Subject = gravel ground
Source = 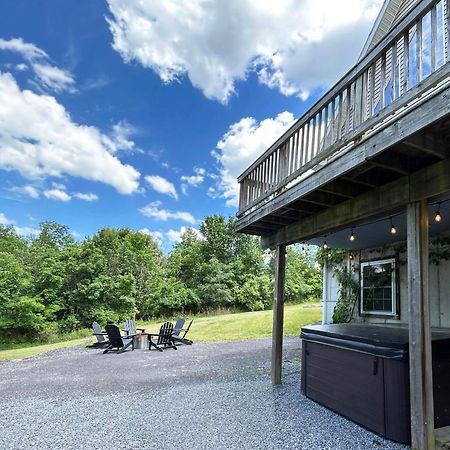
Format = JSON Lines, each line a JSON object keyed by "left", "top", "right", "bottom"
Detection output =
{"left": 0, "top": 337, "right": 408, "bottom": 450}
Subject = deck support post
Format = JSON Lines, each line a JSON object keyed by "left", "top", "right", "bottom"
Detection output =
{"left": 271, "top": 244, "right": 286, "bottom": 385}
{"left": 407, "top": 200, "right": 435, "bottom": 450}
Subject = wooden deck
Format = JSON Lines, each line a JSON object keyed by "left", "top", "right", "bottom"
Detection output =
{"left": 236, "top": 0, "right": 450, "bottom": 243}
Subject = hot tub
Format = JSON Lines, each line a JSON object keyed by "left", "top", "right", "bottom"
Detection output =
{"left": 300, "top": 324, "right": 450, "bottom": 444}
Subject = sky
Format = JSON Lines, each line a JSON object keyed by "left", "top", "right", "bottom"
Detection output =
{"left": 0, "top": 0, "right": 382, "bottom": 250}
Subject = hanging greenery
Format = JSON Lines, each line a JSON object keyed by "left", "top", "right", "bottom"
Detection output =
{"left": 317, "top": 247, "right": 359, "bottom": 324}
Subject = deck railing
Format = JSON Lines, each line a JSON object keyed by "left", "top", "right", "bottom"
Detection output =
{"left": 238, "top": 0, "right": 450, "bottom": 217}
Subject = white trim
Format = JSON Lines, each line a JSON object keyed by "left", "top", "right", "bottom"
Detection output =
{"left": 360, "top": 258, "right": 397, "bottom": 316}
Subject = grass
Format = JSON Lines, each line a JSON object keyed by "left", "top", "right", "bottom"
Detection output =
{"left": 0, "top": 303, "right": 321, "bottom": 361}
{"left": 142, "top": 302, "right": 321, "bottom": 342}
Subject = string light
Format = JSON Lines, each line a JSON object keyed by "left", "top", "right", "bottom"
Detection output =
{"left": 349, "top": 228, "right": 356, "bottom": 242}
{"left": 390, "top": 217, "right": 397, "bottom": 235}
{"left": 435, "top": 203, "right": 442, "bottom": 223}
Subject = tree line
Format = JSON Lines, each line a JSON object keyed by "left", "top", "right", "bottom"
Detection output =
{"left": 0, "top": 215, "right": 322, "bottom": 342}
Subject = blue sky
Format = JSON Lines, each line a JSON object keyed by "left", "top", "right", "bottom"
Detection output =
{"left": 0, "top": 0, "right": 381, "bottom": 250}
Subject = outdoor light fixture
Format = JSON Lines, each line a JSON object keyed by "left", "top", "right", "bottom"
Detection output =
{"left": 435, "top": 203, "right": 442, "bottom": 222}
{"left": 323, "top": 240, "right": 328, "bottom": 250}
{"left": 349, "top": 252, "right": 354, "bottom": 260}
{"left": 349, "top": 229, "right": 356, "bottom": 241}
{"left": 390, "top": 217, "right": 397, "bottom": 235}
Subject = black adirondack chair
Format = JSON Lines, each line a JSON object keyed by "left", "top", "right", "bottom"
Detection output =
{"left": 103, "top": 324, "right": 134, "bottom": 354}
{"left": 148, "top": 322, "right": 177, "bottom": 352}
{"left": 172, "top": 319, "right": 193, "bottom": 345}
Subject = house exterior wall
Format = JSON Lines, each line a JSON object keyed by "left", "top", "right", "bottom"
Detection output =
{"left": 323, "top": 241, "right": 450, "bottom": 327}
{"left": 322, "top": 262, "right": 339, "bottom": 324}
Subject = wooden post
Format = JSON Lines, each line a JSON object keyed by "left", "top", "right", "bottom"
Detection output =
{"left": 271, "top": 244, "right": 286, "bottom": 386}
{"left": 407, "top": 200, "right": 435, "bottom": 450}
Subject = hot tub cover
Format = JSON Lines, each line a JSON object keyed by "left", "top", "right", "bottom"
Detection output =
{"left": 300, "top": 324, "right": 450, "bottom": 360}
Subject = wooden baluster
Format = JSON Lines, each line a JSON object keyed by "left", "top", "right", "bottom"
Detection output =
{"left": 431, "top": 5, "right": 437, "bottom": 72}
{"left": 304, "top": 122, "right": 310, "bottom": 165}
{"left": 380, "top": 53, "right": 386, "bottom": 109}
{"left": 324, "top": 104, "right": 329, "bottom": 149}
{"left": 417, "top": 19, "right": 423, "bottom": 83}
{"left": 293, "top": 130, "right": 299, "bottom": 171}
{"left": 392, "top": 42, "right": 398, "bottom": 102}
{"left": 369, "top": 64, "right": 375, "bottom": 116}
{"left": 446, "top": 0, "right": 450, "bottom": 63}
{"left": 345, "top": 86, "right": 351, "bottom": 134}
{"left": 288, "top": 136, "right": 294, "bottom": 176}
{"left": 330, "top": 99, "right": 336, "bottom": 144}
{"left": 403, "top": 30, "right": 410, "bottom": 93}
{"left": 337, "top": 92, "right": 344, "bottom": 139}
{"left": 354, "top": 73, "right": 364, "bottom": 126}
{"left": 313, "top": 114, "right": 319, "bottom": 157}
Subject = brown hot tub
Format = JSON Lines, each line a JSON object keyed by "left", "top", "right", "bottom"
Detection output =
{"left": 300, "top": 324, "right": 450, "bottom": 444}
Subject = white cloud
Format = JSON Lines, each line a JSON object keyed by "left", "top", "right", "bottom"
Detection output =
{"left": 0, "top": 38, "right": 47, "bottom": 60}
{"left": 106, "top": 0, "right": 381, "bottom": 103}
{"left": 180, "top": 167, "right": 206, "bottom": 195}
{"left": 0, "top": 37, "right": 76, "bottom": 93}
{"left": 14, "top": 225, "right": 40, "bottom": 237}
{"left": 166, "top": 226, "right": 202, "bottom": 243}
{"left": 145, "top": 175, "right": 178, "bottom": 199}
{"left": 212, "top": 111, "right": 295, "bottom": 207}
{"left": 0, "top": 212, "right": 14, "bottom": 226}
{"left": 104, "top": 120, "right": 138, "bottom": 154}
{"left": 0, "top": 212, "right": 39, "bottom": 237}
{"left": 0, "top": 72, "right": 140, "bottom": 194}
{"left": 73, "top": 192, "right": 98, "bottom": 201}
{"left": 139, "top": 201, "right": 196, "bottom": 224}
{"left": 139, "top": 228, "right": 164, "bottom": 246}
{"left": 32, "top": 63, "right": 76, "bottom": 93}
{"left": 43, "top": 188, "right": 71, "bottom": 202}
{"left": 10, "top": 185, "right": 40, "bottom": 199}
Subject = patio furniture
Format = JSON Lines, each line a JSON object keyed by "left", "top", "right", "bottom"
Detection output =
{"left": 103, "top": 324, "right": 134, "bottom": 354}
{"left": 90, "top": 321, "right": 109, "bottom": 348}
{"left": 133, "top": 333, "right": 148, "bottom": 349}
{"left": 148, "top": 322, "right": 177, "bottom": 352}
{"left": 172, "top": 319, "right": 193, "bottom": 345}
{"left": 123, "top": 319, "right": 145, "bottom": 337}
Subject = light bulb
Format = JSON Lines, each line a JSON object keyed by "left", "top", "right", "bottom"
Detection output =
{"left": 349, "top": 230, "right": 355, "bottom": 241}
{"left": 349, "top": 252, "right": 353, "bottom": 260}
{"left": 390, "top": 218, "right": 397, "bottom": 235}
{"left": 435, "top": 204, "right": 442, "bottom": 223}
{"left": 323, "top": 241, "right": 328, "bottom": 250}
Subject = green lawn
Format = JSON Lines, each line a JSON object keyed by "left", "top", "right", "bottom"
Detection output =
{"left": 142, "top": 302, "right": 321, "bottom": 342}
{"left": 0, "top": 303, "right": 321, "bottom": 361}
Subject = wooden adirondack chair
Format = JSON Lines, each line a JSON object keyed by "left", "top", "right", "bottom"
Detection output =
{"left": 103, "top": 324, "right": 134, "bottom": 354}
{"left": 123, "top": 319, "right": 145, "bottom": 337}
{"left": 148, "top": 322, "right": 177, "bottom": 352}
{"left": 171, "top": 319, "right": 194, "bottom": 345}
{"left": 91, "top": 321, "right": 109, "bottom": 348}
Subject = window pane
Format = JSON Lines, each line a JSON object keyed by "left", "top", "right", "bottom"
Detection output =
{"left": 361, "top": 260, "right": 395, "bottom": 314}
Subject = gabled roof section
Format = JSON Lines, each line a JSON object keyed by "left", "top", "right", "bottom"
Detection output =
{"left": 359, "top": 0, "right": 419, "bottom": 60}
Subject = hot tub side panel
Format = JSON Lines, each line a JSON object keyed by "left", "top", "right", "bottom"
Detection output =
{"left": 301, "top": 340, "right": 411, "bottom": 444}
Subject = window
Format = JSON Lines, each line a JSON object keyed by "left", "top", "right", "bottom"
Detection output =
{"left": 360, "top": 258, "right": 397, "bottom": 316}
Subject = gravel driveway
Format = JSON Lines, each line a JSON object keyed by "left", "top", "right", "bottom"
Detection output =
{"left": 0, "top": 337, "right": 407, "bottom": 450}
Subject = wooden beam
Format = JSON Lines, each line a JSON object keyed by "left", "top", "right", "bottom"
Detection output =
{"left": 407, "top": 200, "right": 435, "bottom": 450}
{"left": 370, "top": 153, "right": 410, "bottom": 175}
{"left": 318, "top": 179, "right": 365, "bottom": 199}
{"left": 403, "top": 133, "right": 449, "bottom": 159}
{"left": 271, "top": 244, "right": 286, "bottom": 386}
{"left": 261, "top": 158, "right": 450, "bottom": 248}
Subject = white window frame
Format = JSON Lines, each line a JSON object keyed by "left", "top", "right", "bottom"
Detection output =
{"left": 360, "top": 258, "right": 397, "bottom": 316}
